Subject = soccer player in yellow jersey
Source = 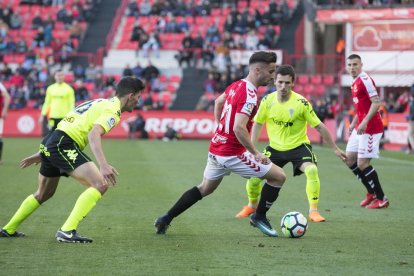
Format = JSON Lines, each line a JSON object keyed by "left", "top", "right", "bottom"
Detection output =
{"left": 39, "top": 71, "right": 75, "bottom": 132}
{"left": 0, "top": 77, "right": 144, "bottom": 243}
{"left": 235, "top": 65, "right": 346, "bottom": 222}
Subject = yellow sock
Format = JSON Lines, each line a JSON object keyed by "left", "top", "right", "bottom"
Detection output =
{"left": 304, "top": 164, "right": 320, "bottom": 211}
{"left": 246, "top": 177, "right": 262, "bottom": 207}
{"left": 3, "top": 195, "right": 40, "bottom": 234}
{"left": 61, "top": 187, "right": 102, "bottom": 231}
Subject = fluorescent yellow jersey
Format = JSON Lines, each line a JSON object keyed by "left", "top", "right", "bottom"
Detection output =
{"left": 57, "top": 97, "right": 121, "bottom": 150}
{"left": 41, "top": 82, "right": 75, "bottom": 118}
{"left": 255, "top": 91, "right": 321, "bottom": 151}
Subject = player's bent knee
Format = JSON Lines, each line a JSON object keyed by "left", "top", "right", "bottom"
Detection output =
{"left": 304, "top": 164, "right": 318, "bottom": 177}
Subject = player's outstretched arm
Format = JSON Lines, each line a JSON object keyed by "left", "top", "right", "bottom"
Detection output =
{"left": 88, "top": 124, "right": 119, "bottom": 186}
{"left": 315, "top": 123, "right": 347, "bottom": 162}
{"left": 20, "top": 152, "right": 41, "bottom": 168}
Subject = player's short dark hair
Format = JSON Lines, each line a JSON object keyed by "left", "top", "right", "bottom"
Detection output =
{"left": 276, "top": 64, "right": 296, "bottom": 82}
{"left": 116, "top": 77, "right": 145, "bottom": 97}
{"left": 347, "top": 54, "right": 362, "bottom": 61}
{"left": 249, "top": 51, "right": 277, "bottom": 65}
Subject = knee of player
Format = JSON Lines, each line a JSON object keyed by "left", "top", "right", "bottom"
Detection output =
{"left": 304, "top": 164, "right": 318, "bottom": 178}
{"left": 34, "top": 190, "right": 55, "bottom": 204}
{"left": 268, "top": 170, "right": 286, "bottom": 186}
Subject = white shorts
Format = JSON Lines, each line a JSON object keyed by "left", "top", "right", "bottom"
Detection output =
{"left": 203, "top": 151, "right": 272, "bottom": 180}
{"left": 0, "top": 118, "right": 3, "bottom": 136}
{"left": 346, "top": 129, "right": 382, "bottom": 158}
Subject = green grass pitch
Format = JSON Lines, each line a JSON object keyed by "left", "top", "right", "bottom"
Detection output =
{"left": 0, "top": 137, "right": 413, "bottom": 275}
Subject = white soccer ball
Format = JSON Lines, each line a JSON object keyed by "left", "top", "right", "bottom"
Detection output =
{"left": 280, "top": 211, "right": 308, "bottom": 238}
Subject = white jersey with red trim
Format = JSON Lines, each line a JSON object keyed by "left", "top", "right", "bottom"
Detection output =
{"left": 209, "top": 79, "right": 258, "bottom": 156}
{"left": 351, "top": 72, "right": 383, "bottom": 134}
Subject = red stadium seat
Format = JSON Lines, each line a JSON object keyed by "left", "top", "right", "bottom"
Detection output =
{"left": 293, "top": 84, "right": 303, "bottom": 93}
{"left": 297, "top": 75, "right": 309, "bottom": 85}
{"left": 310, "top": 75, "right": 322, "bottom": 85}
{"left": 169, "top": 75, "right": 181, "bottom": 83}
{"left": 165, "top": 84, "right": 177, "bottom": 93}
{"left": 315, "top": 84, "right": 326, "bottom": 95}
{"left": 323, "top": 75, "right": 335, "bottom": 86}
{"left": 64, "top": 73, "right": 75, "bottom": 83}
{"left": 159, "top": 74, "right": 168, "bottom": 83}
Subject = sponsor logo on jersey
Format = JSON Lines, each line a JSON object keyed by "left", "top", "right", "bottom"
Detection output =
{"left": 211, "top": 133, "right": 227, "bottom": 144}
{"left": 242, "top": 103, "right": 254, "bottom": 114}
{"left": 107, "top": 117, "right": 116, "bottom": 129}
{"left": 272, "top": 119, "right": 293, "bottom": 127}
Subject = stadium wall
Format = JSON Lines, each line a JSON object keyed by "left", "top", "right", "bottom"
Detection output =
{"left": 3, "top": 110, "right": 409, "bottom": 150}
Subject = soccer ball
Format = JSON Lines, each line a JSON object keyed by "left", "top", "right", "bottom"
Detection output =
{"left": 280, "top": 211, "right": 308, "bottom": 238}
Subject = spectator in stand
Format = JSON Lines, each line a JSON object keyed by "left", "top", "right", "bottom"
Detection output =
{"left": 205, "top": 21, "right": 220, "bottom": 44}
{"left": 173, "top": 0, "right": 187, "bottom": 17}
{"left": 198, "top": 0, "right": 211, "bottom": 16}
{"left": 32, "top": 26, "right": 46, "bottom": 48}
{"left": 59, "top": 38, "right": 74, "bottom": 65}
{"left": 132, "top": 62, "right": 143, "bottom": 79}
{"left": 246, "top": 13, "right": 258, "bottom": 31}
{"left": 9, "top": 71, "right": 25, "bottom": 88}
{"left": 155, "top": 16, "right": 166, "bottom": 33}
{"left": 245, "top": 30, "right": 259, "bottom": 50}
{"left": 395, "top": 90, "right": 409, "bottom": 113}
{"left": 1, "top": 63, "right": 13, "bottom": 80}
{"left": 165, "top": 15, "right": 180, "bottom": 33}
{"left": 201, "top": 42, "right": 215, "bottom": 69}
{"left": 74, "top": 80, "right": 89, "bottom": 102}
{"left": 150, "top": 76, "right": 164, "bottom": 93}
{"left": 151, "top": 0, "right": 164, "bottom": 15}
{"left": 204, "top": 72, "right": 218, "bottom": 94}
{"left": 73, "top": 64, "right": 86, "bottom": 80}
{"left": 9, "top": 8, "right": 22, "bottom": 30}
{"left": 0, "top": 37, "right": 8, "bottom": 53}
{"left": 223, "top": 14, "right": 235, "bottom": 33}
{"left": 93, "top": 72, "right": 104, "bottom": 91}
{"left": 233, "top": 14, "right": 247, "bottom": 34}
{"left": 122, "top": 64, "right": 134, "bottom": 77}
{"left": 280, "top": 0, "right": 291, "bottom": 21}
{"left": 139, "top": 0, "right": 152, "bottom": 16}
{"left": 31, "top": 10, "right": 44, "bottom": 30}
{"left": 1, "top": 5, "right": 12, "bottom": 27}
{"left": 127, "top": 0, "right": 139, "bottom": 17}
{"left": 130, "top": 21, "right": 146, "bottom": 43}
{"left": 56, "top": 4, "right": 68, "bottom": 23}
{"left": 178, "top": 16, "right": 190, "bottom": 33}
{"left": 176, "top": 31, "right": 194, "bottom": 68}
{"left": 142, "top": 61, "right": 160, "bottom": 82}
{"left": 0, "top": 19, "right": 9, "bottom": 39}
{"left": 62, "top": 9, "right": 74, "bottom": 28}
{"left": 261, "top": 7, "right": 272, "bottom": 26}
{"left": 69, "top": 20, "right": 84, "bottom": 40}
{"left": 142, "top": 31, "right": 160, "bottom": 58}
{"left": 85, "top": 63, "right": 98, "bottom": 82}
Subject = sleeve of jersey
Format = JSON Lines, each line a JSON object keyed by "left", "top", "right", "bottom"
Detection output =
{"left": 304, "top": 103, "right": 321, "bottom": 128}
{"left": 254, "top": 97, "right": 267, "bottom": 124}
{"left": 94, "top": 112, "right": 120, "bottom": 134}
{"left": 239, "top": 85, "right": 257, "bottom": 116}
{"left": 361, "top": 76, "right": 378, "bottom": 98}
